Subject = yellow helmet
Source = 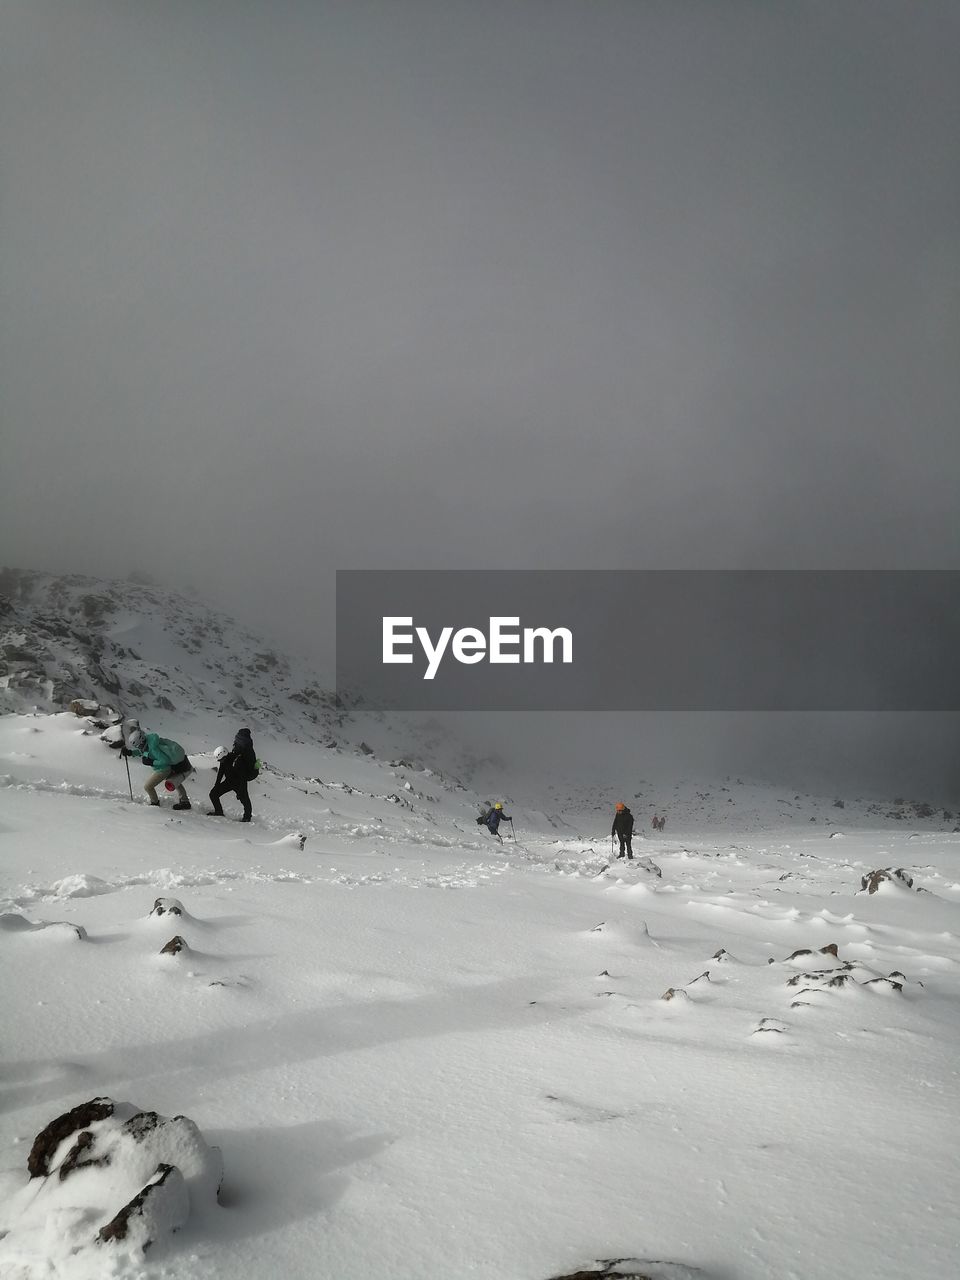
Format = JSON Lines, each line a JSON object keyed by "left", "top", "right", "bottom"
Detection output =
{"left": 494, "top": 802, "right": 503, "bottom": 810}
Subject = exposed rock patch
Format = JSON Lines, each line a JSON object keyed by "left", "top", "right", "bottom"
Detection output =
{"left": 28, "top": 1097, "right": 114, "bottom": 1178}
{"left": 859, "top": 868, "right": 914, "bottom": 894}
{"left": 548, "top": 1261, "right": 705, "bottom": 1279}
{"left": 8, "top": 1097, "right": 222, "bottom": 1264}
{"left": 150, "top": 897, "right": 184, "bottom": 918}
{"left": 98, "top": 1162, "right": 189, "bottom": 1249}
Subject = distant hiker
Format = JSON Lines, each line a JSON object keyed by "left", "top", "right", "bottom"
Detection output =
{"left": 477, "top": 802, "right": 512, "bottom": 843}
{"left": 122, "top": 727, "right": 192, "bottom": 810}
{"left": 612, "top": 802, "right": 635, "bottom": 859}
{"left": 658, "top": 815, "right": 667, "bottom": 832}
{"left": 209, "top": 727, "right": 259, "bottom": 822}
{"left": 651, "top": 814, "right": 659, "bottom": 831}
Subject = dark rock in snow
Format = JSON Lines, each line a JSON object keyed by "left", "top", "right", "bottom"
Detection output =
{"left": 150, "top": 897, "right": 184, "bottom": 918}
{"left": 59, "top": 1129, "right": 109, "bottom": 1181}
{"left": 783, "top": 944, "right": 839, "bottom": 961}
{"left": 859, "top": 868, "right": 914, "bottom": 894}
{"left": 28, "top": 1098, "right": 115, "bottom": 1177}
{"left": 752, "top": 1018, "right": 787, "bottom": 1035}
{"left": 548, "top": 1261, "right": 705, "bottom": 1279}
{"left": 98, "top": 1162, "right": 188, "bottom": 1249}
{"left": 14, "top": 1097, "right": 223, "bottom": 1260}
{"left": 786, "top": 969, "right": 853, "bottom": 989}
{"left": 358, "top": 741, "right": 375, "bottom": 755}
{"left": 160, "top": 935, "right": 188, "bottom": 956}
{"left": 69, "top": 698, "right": 101, "bottom": 716}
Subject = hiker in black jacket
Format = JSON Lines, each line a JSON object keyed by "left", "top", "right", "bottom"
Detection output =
{"left": 612, "top": 802, "right": 635, "bottom": 859}
{"left": 209, "top": 728, "right": 258, "bottom": 822}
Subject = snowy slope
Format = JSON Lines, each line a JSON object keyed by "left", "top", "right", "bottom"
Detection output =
{"left": 0, "top": 569, "right": 517, "bottom": 791}
{"left": 0, "top": 568, "right": 344, "bottom": 739}
{"left": 2, "top": 713, "right": 959, "bottom": 1280}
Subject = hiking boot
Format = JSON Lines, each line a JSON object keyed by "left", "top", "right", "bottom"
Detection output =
{"left": 208, "top": 810, "right": 225, "bottom": 817}
{"left": 172, "top": 801, "right": 192, "bottom": 811}
{"left": 241, "top": 813, "right": 251, "bottom": 823}
{"left": 148, "top": 800, "right": 161, "bottom": 807}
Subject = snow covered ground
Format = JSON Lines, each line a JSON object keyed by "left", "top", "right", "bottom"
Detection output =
{"left": 2, "top": 713, "right": 959, "bottom": 1279}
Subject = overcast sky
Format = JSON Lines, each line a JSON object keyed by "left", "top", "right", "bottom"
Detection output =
{"left": 2, "top": 1, "right": 958, "bottom": 791}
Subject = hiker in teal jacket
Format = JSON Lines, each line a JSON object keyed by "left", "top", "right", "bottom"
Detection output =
{"left": 122, "top": 727, "right": 193, "bottom": 810}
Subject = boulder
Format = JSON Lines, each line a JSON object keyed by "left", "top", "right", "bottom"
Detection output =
{"left": 69, "top": 698, "right": 101, "bottom": 716}
{"left": 859, "top": 868, "right": 914, "bottom": 894}
{"left": 7, "top": 1097, "right": 222, "bottom": 1264}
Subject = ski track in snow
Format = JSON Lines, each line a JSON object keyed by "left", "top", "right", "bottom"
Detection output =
{"left": 1, "top": 714, "right": 960, "bottom": 1280}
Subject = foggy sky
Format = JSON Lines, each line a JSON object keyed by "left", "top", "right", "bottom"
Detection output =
{"left": 2, "top": 2, "right": 959, "bottom": 793}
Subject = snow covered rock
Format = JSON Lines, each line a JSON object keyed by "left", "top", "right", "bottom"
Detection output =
{"left": 548, "top": 1260, "right": 705, "bottom": 1279}
{"left": 68, "top": 698, "right": 101, "bottom": 716}
{"left": 27, "top": 1096, "right": 115, "bottom": 1177}
{"left": 48, "top": 873, "right": 113, "bottom": 899}
{"left": 0, "top": 913, "right": 86, "bottom": 940}
{"left": 160, "top": 934, "right": 189, "bottom": 956}
{"left": 150, "top": 896, "right": 184, "bottom": 918}
{"left": 98, "top": 1161, "right": 189, "bottom": 1248}
{"left": 99, "top": 721, "right": 125, "bottom": 747}
{"left": 273, "top": 832, "right": 308, "bottom": 850}
{"left": 0, "top": 1097, "right": 222, "bottom": 1268}
{"left": 859, "top": 867, "right": 915, "bottom": 894}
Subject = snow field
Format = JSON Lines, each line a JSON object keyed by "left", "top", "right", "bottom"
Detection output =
{"left": 1, "top": 714, "right": 959, "bottom": 1279}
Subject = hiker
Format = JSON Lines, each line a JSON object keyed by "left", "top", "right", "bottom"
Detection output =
{"left": 612, "top": 802, "right": 635, "bottom": 859}
{"left": 209, "top": 727, "right": 258, "bottom": 822}
{"left": 477, "top": 802, "right": 511, "bottom": 842}
{"left": 122, "top": 726, "right": 193, "bottom": 810}
{"left": 651, "top": 814, "right": 659, "bottom": 831}
{"left": 658, "top": 815, "right": 667, "bottom": 832}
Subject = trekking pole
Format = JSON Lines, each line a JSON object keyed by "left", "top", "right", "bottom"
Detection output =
{"left": 509, "top": 818, "right": 516, "bottom": 842}
{"left": 116, "top": 707, "right": 134, "bottom": 801}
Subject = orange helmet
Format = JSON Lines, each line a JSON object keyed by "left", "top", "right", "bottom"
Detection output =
{"left": 615, "top": 802, "right": 625, "bottom": 811}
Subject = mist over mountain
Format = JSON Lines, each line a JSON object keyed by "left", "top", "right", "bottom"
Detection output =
{"left": 2, "top": 567, "right": 955, "bottom": 808}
